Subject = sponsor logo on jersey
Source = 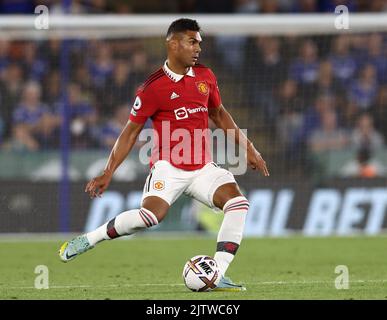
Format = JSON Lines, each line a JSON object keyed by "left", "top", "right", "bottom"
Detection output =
{"left": 174, "top": 107, "right": 189, "bottom": 120}
{"left": 196, "top": 81, "right": 209, "bottom": 95}
{"left": 174, "top": 106, "right": 208, "bottom": 120}
{"left": 153, "top": 180, "right": 165, "bottom": 191}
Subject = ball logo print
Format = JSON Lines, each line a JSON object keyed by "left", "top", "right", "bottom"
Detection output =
{"left": 195, "top": 81, "right": 209, "bottom": 95}
{"left": 182, "top": 255, "right": 220, "bottom": 291}
{"left": 174, "top": 107, "right": 188, "bottom": 120}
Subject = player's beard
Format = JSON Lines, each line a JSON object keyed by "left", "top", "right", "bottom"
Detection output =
{"left": 183, "top": 57, "right": 195, "bottom": 67}
{"left": 183, "top": 54, "right": 197, "bottom": 67}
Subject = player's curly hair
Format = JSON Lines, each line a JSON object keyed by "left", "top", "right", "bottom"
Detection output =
{"left": 166, "top": 18, "right": 201, "bottom": 39}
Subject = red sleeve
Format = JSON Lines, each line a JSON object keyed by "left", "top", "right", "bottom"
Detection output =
{"left": 207, "top": 69, "right": 222, "bottom": 109}
{"left": 129, "top": 88, "right": 158, "bottom": 124}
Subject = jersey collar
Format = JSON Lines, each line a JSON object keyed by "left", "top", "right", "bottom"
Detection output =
{"left": 163, "top": 60, "right": 195, "bottom": 82}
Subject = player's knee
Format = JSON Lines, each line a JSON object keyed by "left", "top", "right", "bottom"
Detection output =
{"left": 222, "top": 196, "right": 250, "bottom": 214}
{"left": 140, "top": 207, "right": 159, "bottom": 227}
{"left": 142, "top": 196, "right": 169, "bottom": 223}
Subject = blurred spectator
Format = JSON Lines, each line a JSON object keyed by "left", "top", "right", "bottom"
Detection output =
{"left": 370, "top": 85, "right": 387, "bottom": 140}
{"left": 129, "top": 50, "right": 150, "bottom": 88}
{"left": 341, "top": 100, "right": 359, "bottom": 130}
{"left": 328, "top": 35, "right": 357, "bottom": 83}
{"left": 214, "top": 35, "right": 248, "bottom": 74}
{"left": 55, "top": 83, "right": 98, "bottom": 149}
{"left": 367, "top": 0, "right": 387, "bottom": 11}
{"left": 307, "top": 109, "right": 348, "bottom": 152}
{"left": 0, "top": 113, "right": 4, "bottom": 145}
{"left": 276, "top": 79, "right": 304, "bottom": 149}
{"left": 50, "top": 0, "right": 86, "bottom": 14}
{"left": 73, "top": 64, "right": 93, "bottom": 93}
{"left": 305, "top": 60, "right": 344, "bottom": 106}
{"left": 289, "top": 40, "right": 319, "bottom": 85}
{"left": 349, "top": 113, "right": 385, "bottom": 151}
{"left": 293, "top": 0, "right": 318, "bottom": 12}
{"left": 87, "top": 0, "right": 109, "bottom": 13}
{"left": 350, "top": 34, "right": 369, "bottom": 62}
{"left": 44, "top": 39, "right": 61, "bottom": 70}
{"left": 42, "top": 70, "right": 61, "bottom": 106}
{"left": 295, "top": 94, "right": 336, "bottom": 150}
{"left": 234, "top": 0, "right": 259, "bottom": 13}
{"left": 22, "top": 42, "right": 47, "bottom": 82}
{"left": 102, "top": 60, "right": 132, "bottom": 116}
{"left": 348, "top": 64, "right": 379, "bottom": 111}
{"left": 10, "top": 82, "right": 60, "bottom": 151}
{"left": 98, "top": 105, "right": 129, "bottom": 149}
{"left": 114, "top": 2, "right": 134, "bottom": 14}
{"left": 88, "top": 42, "right": 114, "bottom": 88}
{"left": 340, "top": 147, "right": 386, "bottom": 178}
{"left": 251, "top": 37, "right": 286, "bottom": 91}
{"left": 0, "top": 40, "right": 10, "bottom": 79}
{"left": 364, "top": 33, "right": 387, "bottom": 83}
{"left": 249, "top": 37, "right": 287, "bottom": 121}
{"left": 0, "top": 63, "right": 24, "bottom": 137}
{"left": 319, "top": 0, "right": 356, "bottom": 12}
{"left": 259, "top": 0, "right": 280, "bottom": 13}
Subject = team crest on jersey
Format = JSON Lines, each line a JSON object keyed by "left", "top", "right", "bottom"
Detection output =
{"left": 195, "top": 81, "right": 209, "bottom": 95}
{"left": 153, "top": 180, "right": 165, "bottom": 191}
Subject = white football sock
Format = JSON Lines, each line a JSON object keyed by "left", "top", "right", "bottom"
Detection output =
{"left": 86, "top": 208, "right": 158, "bottom": 246}
{"left": 214, "top": 196, "right": 249, "bottom": 276}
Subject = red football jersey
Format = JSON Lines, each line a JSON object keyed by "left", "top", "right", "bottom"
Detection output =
{"left": 129, "top": 61, "right": 222, "bottom": 171}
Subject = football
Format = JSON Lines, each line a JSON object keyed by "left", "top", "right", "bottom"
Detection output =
{"left": 182, "top": 255, "right": 221, "bottom": 292}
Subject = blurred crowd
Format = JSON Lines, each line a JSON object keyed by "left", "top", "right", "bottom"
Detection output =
{"left": 0, "top": 0, "right": 387, "bottom": 14}
{"left": 0, "top": 33, "right": 386, "bottom": 172}
{"left": 244, "top": 34, "right": 386, "bottom": 151}
{"left": 0, "top": 38, "right": 158, "bottom": 151}
{"left": 0, "top": 0, "right": 386, "bottom": 178}
{"left": 239, "top": 33, "right": 386, "bottom": 177}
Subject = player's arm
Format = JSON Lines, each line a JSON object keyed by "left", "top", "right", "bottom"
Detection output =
{"left": 85, "top": 120, "right": 144, "bottom": 198}
{"left": 209, "top": 104, "right": 269, "bottom": 176}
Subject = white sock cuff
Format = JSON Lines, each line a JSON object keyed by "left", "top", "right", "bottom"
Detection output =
{"left": 222, "top": 196, "right": 249, "bottom": 213}
{"left": 139, "top": 208, "right": 159, "bottom": 228}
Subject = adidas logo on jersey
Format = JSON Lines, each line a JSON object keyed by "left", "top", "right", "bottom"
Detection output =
{"left": 170, "top": 92, "right": 180, "bottom": 100}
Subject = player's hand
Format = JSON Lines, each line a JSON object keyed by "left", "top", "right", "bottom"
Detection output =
{"left": 247, "top": 147, "right": 270, "bottom": 177}
{"left": 85, "top": 172, "right": 112, "bottom": 198}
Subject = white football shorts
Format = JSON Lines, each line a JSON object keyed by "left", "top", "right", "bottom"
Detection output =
{"left": 141, "top": 160, "right": 236, "bottom": 209}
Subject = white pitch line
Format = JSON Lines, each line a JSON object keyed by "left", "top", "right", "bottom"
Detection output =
{"left": 252, "top": 279, "right": 387, "bottom": 285}
{"left": 3, "top": 279, "right": 387, "bottom": 290}
{"left": 4, "top": 283, "right": 186, "bottom": 290}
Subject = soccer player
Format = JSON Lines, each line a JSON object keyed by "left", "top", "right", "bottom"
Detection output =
{"left": 59, "top": 18, "right": 269, "bottom": 291}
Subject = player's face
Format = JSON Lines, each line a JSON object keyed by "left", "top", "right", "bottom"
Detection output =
{"left": 176, "top": 31, "right": 202, "bottom": 67}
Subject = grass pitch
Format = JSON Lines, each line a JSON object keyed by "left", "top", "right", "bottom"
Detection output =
{"left": 0, "top": 235, "right": 386, "bottom": 300}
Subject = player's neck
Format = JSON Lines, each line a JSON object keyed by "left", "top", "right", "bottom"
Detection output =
{"left": 166, "top": 59, "right": 189, "bottom": 75}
